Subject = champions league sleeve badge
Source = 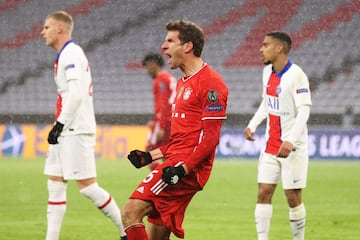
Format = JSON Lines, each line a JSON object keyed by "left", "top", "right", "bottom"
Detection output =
{"left": 207, "top": 90, "right": 218, "bottom": 103}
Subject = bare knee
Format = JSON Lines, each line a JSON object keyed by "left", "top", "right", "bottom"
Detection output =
{"left": 257, "top": 183, "right": 276, "bottom": 203}
{"left": 122, "top": 199, "right": 153, "bottom": 227}
{"left": 285, "top": 189, "right": 302, "bottom": 208}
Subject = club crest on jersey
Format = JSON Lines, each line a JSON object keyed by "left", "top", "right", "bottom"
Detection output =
{"left": 183, "top": 87, "right": 192, "bottom": 100}
{"left": 207, "top": 90, "right": 218, "bottom": 103}
{"left": 276, "top": 85, "right": 281, "bottom": 94}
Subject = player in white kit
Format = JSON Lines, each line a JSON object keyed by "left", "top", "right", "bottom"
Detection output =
{"left": 244, "top": 31, "right": 312, "bottom": 240}
{"left": 41, "top": 11, "right": 127, "bottom": 240}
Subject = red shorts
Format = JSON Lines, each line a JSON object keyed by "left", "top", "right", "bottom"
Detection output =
{"left": 130, "top": 161, "right": 201, "bottom": 238}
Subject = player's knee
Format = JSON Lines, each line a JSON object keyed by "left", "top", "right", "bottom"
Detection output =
{"left": 122, "top": 199, "right": 152, "bottom": 227}
{"left": 257, "top": 186, "right": 274, "bottom": 203}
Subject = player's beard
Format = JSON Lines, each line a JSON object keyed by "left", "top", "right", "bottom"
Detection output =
{"left": 263, "top": 60, "right": 271, "bottom": 65}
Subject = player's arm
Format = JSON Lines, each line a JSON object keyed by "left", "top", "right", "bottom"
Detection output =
{"left": 48, "top": 78, "right": 81, "bottom": 144}
{"left": 184, "top": 119, "right": 223, "bottom": 171}
{"left": 127, "top": 147, "right": 165, "bottom": 169}
{"left": 277, "top": 105, "right": 310, "bottom": 158}
{"left": 161, "top": 119, "right": 223, "bottom": 185}
{"left": 245, "top": 98, "right": 267, "bottom": 141}
{"left": 57, "top": 79, "right": 82, "bottom": 125}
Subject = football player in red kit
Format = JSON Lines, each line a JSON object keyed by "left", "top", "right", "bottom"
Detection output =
{"left": 122, "top": 20, "right": 228, "bottom": 240}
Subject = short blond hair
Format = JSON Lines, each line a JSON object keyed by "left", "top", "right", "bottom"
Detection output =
{"left": 47, "top": 11, "right": 74, "bottom": 33}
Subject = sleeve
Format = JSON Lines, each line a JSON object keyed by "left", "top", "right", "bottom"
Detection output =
{"left": 201, "top": 77, "right": 228, "bottom": 120}
{"left": 57, "top": 79, "right": 82, "bottom": 125}
{"left": 294, "top": 70, "right": 312, "bottom": 107}
{"left": 184, "top": 119, "right": 223, "bottom": 170}
{"left": 284, "top": 105, "right": 310, "bottom": 144}
{"left": 247, "top": 98, "right": 267, "bottom": 133}
{"left": 57, "top": 51, "right": 83, "bottom": 124}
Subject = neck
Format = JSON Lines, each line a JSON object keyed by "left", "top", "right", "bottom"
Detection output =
{"left": 55, "top": 36, "right": 71, "bottom": 53}
{"left": 272, "top": 56, "right": 288, "bottom": 73}
{"left": 181, "top": 58, "right": 204, "bottom": 77}
{"left": 273, "top": 58, "right": 289, "bottom": 73}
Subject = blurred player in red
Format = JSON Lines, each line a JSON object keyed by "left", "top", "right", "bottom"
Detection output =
{"left": 245, "top": 31, "right": 312, "bottom": 240}
{"left": 41, "top": 11, "right": 127, "bottom": 240}
{"left": 142, "top": 52, "right": 176, "bottom": 171}
{"left": 122, "top": 20, "right": 228, "bottom": 240}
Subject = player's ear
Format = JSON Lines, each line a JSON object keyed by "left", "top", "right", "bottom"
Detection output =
{"left": 183, "top": 41, "right": 193, "bottom": 54}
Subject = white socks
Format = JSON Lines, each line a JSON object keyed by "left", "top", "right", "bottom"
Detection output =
{"left": 289, "top": 203, "right": 306, "bottom": 240}
{"left": 80, "top": 182, "right": 126, "bottom": 237}
{"left": 46, "top": 180, "right": 67, "bottom": 240}
{"left": 255, "top": 203, "right": 272, "bottom": 240}
{"left": 255, "top": 203, "right": 306, "bottom": 240}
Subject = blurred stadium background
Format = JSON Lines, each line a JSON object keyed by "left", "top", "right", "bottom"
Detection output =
{"left": 0, "top": 0, "right": 359, "bottom": 126}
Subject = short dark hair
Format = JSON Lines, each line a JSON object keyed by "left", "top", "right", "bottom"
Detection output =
{"left": 165, "top": 20, "right": 205, "bottom": 57}
{"left": 142, "top": 52, "right": 164, "bottom": 67}
{"left": 266, "top": 31, "right": 292, "bottom": 54}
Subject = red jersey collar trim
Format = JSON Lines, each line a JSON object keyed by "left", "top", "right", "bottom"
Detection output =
{"left": 182, "top": 63, "right": 207, "bottom": 82}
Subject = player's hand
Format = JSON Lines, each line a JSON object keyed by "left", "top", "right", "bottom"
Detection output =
{"left": 162, "top": 165, "right": 186, "bottom": 185}
{"left": 127, "top": 150, "right": 153, "bottom": 168}
{"left": 244, "top": 128, "right": 255, "bottom": 141}
{"left": 48, "top": 121, "right": 64, "bottom": 144}
{"left": 277, "top": 141, "right": 294, "bottom": 158}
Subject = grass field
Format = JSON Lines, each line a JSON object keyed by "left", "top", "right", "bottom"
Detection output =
{"left": 0, "top": 157, "right": 359, "bottom": 240}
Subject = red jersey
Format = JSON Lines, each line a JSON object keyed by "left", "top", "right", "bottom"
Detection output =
{"left": 160, "top": 64, "right": 228, "bottom": 187}
{"left": 146, "top": 71, "right": 176, "bottom": 150}
{"left": 153, "top": 71, "right": 176, "bottom": 129}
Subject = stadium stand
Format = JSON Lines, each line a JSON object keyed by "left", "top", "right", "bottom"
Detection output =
{"left": 0, "top": 0, "right": 359, "bottom": 125}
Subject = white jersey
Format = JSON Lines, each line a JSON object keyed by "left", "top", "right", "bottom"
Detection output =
{"left": 248, "top": 61, "right": 312, "bottom": 154}
{"left": 54, "top": 40, "right": 96, "bottom": 135}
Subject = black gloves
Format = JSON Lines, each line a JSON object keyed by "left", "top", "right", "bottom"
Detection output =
{"left": 162, "top": 165, "right": 186, "bottom": 185}
{"left": 127, "top": 150, "right": 153, "bottom": 168}
{"left": 48, "top": 121, "right": 64, "bottom": 144}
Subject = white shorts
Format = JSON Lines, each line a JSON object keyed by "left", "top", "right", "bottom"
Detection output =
{"left": 44, "top": 134, "right": 97, "bottom": 180}
{"left": 257, "top": 150, "right": 308, "bottom": 190}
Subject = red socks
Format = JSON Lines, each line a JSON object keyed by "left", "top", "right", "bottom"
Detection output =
{"left": 125, "top": 223, "right": 148, "bottom": 240}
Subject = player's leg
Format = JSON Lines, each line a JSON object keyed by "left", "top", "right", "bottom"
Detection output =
{"left": 255, "top": 153, "right": 281, "bottom": 240}
{"left": 122, "top": 199, "right": 154, "bottom": 240}
{"left": 147, "top": 222, "right": 171, "bottom": 240}
{"left": 282, "top": 151, "right": 308, "bottom": 240}
{"left": 78, "top": 178, "right": 127, "bottom": 239}
{"left": 61, "top": 134, "right": 126, "bottom": 238}
{"left": 44, "top": 145, "right": 68, "bottom": 240}
{"left": 255, "top": 183, "right": 276, "bottom": 240}
{"left": 285, "top": 189, "right": 305, "bottom": 240}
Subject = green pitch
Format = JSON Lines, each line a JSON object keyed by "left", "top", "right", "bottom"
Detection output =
{"left": 0, "top": 157, "right": 359, "bottom": 239}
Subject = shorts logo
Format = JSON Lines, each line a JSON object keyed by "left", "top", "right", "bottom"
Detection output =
{"left": 136, "top": 186, "right": 144, "bottom": 194}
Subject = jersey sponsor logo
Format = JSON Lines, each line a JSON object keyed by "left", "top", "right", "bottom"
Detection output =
{"left": 65, "top": 64, "right": 75, "bottom": 71}
{"left": 296, "top": 88, "right": 309, "bottom": 94}
{"left": 267, "top": 96, "right": 279, "bottom": 111}
{"left": 205, "top": 104, "right": 223, "bottom": 112}
{"left": 183, "top": 87, "right": 192, "bottom": 100}
{"left": 207, "top": 90, "right": 218, "bottom": 103}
